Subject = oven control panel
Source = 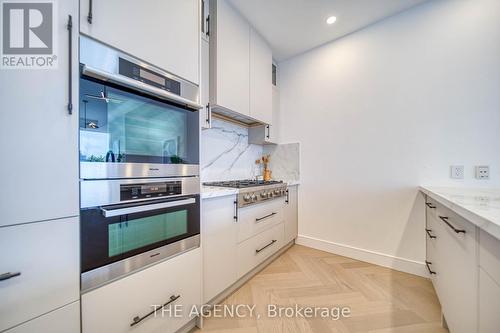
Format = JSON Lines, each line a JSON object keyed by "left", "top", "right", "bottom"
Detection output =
{"left": 120, "top": 181, "right": 182, "bottom": 201}
{"left": 119, "top": 58, "right": 181, "bottom": 95}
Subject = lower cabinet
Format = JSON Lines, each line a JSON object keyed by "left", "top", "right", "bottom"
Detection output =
{"left": 284, "top": 185, "right": 298, "bottom": 244}
{"left": 0, "top": 218, "right": 80, "bottom": 332}
{"left": 479, "top": 268, "right": 500, "bottom": 333}
{"left": 4, "top": 301, "right": 80, "bottom": 333}
{"left": 82, "top": 248, "right": 201, "bottom": 333}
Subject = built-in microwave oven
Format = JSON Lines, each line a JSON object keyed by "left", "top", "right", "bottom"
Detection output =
{"left": 79, "top": 36, "right": 202, "bottom": 180}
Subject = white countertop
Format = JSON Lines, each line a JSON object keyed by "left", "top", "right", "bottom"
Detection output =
{"left": 202, "top": 181, "right": 300, "bottom": 199}
{"left": 420, "top": 186, "right": 500, "bottom": 240}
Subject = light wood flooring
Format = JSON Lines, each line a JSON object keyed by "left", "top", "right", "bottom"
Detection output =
{"left": 196, "top": 245, "right": 447, "bottom": 333}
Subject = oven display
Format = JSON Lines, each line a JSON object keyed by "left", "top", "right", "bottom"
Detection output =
{"left": 120, "top": 181, "right": 182, "bottom": 200}
{"left": 139, "top": 68, "right": 165, "bottom": 86}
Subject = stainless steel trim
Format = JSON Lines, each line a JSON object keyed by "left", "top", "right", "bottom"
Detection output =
{"left": 80, "top": 162, "right": 199, "bottom": 180}
{"left": 81, "top": 234, "right": 200, "bottom": 293}
{"left": 80, "top": 176, "right": 200, "bottom": 208}
{"left": 82, "top": 65, "right": 203, "bottom": 110}
{"left": 101, "top": 198, "right": 196, "bottom": 217}
{"left": 80, "top": 35, "right": 200, "bottom": 104}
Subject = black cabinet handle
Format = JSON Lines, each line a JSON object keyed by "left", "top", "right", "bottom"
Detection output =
{"left": 66, "top": 15, "right": 73, "bottom": 115}
{"left": 255, "top": 212, "right": 277, "bottom": 223}
{"left": 206, "top": 103, "right": 211, "bottom": 126}
{"left": 256, "top": 239, "right": 277, "bottom": 253}
{"left": 131, "top": 295, "right": 180, "bottom": 327}
{"left": 425, "top": 202, "right": 436, "bottom": 209}
{"left": 425, "top": 229, "right": 436, "bottom": 239}
{"left": 206, "top": 14, "right": 210, "bottom": 36}
{"left": 285, "top": 189, "right": 289, "bottom": 204}
{"left": 439, "top": 216, "right": 466, "bottom": 234}
{"left": 425, "top": 261, "right": 436, "bottom": 275}
{"left": 233, "top": 200, "right": 238, "bottom": 222}
{"left": 87, "top": 0, "right": 93, "bottom": 24}
{"left": 266, "top": 125, "right": 270, "bottom": 139}
{"left": 0, "top": 272, "right": 21, "bottom": 281}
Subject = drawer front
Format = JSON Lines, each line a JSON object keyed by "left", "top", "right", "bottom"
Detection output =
{"left": 5, "top": 301, "right": 80, "bottom": 333}
{"left": 0, "top": 218, "right": 79, "bottom": 332}
{"left": 238, "top": 199, "right": 284, "bottom": 243}
{"left": 237, "top": 223, "right": 284, "bottom": 278}
{"left": 479, "top": 268, "right": 500, "bottom": 333}
{"left": 425, "top": 196, "right": 439, "bottom": 221}
{"left": 432, "top": 204, "right": 478, "bottom": 333}
{"left": 479, "top": 229, "right": 500, "bottom": 286}
{"left": 82, "top": 248, "right": 201, "bottom": 333}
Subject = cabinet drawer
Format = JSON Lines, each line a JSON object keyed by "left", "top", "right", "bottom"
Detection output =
{"left": 479, "top": 229, "right": 500, "bottom": 286}
{"left": 5, "top": 301, "right": 80, "bottom": 333}
{"left": 82, "top": 248, "right": 201, "bottom": 333}
{"left": 238, "top": 199, "right": 284, "bottom": 242}
{"left": 237, "top": 223, "right": 284, "bottom": 278}
{"left": 479, "top": 268, "right": 500, "bottom": 333}
{"left": 425, "top": 196, "right": 439, "bottom": 221}
{"left": 0, "top": 218, "right": 79, "bottom": 332}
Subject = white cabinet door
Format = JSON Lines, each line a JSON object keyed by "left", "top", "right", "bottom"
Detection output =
{"left": 269, "top": 86, "right": 281, "bottom": 143}
{"left": 0, "top": 218, "right": 79, "bottom": 332}
{"left": 249, "top": 28, "right": 272, "bottom": 125}
{"left": 5, "top": 301, "right": 80, "bottom": 333}
{"left": 202, "top": 195, "right": 238, "bottom": 302}
{"left": 82, "top": 248, "right": 201, "bottom": 333}
{"left": 284, "top": 186, "right": 298, "bottom": 244}
{"left": 200, "top": 38, "right": 211, "bottom": 129}
{"left": 479, "top": 268, "right": 500, "bottom": 333}
{"left": 211, "top": 0, "right": 250, "bottom": 116}
{"left": 0, "top": 0, "right": 79, "bottom": 227}
{"left": 80, "top": 0, "right": 200, "bottom": 84}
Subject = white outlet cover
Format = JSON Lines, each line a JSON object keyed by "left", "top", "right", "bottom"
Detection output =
{"left": 450, "top": 165, "right": 464, "bottom": 179}
{"left": 475, "top": 165, "right": 490, "bottom": 180}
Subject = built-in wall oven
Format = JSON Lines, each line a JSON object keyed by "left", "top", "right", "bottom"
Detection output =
{"left": 79, "top": 36, "right": 202, "bottom": 292}
{"left": 80, "top": 177, "right": 200, "bottom": 292}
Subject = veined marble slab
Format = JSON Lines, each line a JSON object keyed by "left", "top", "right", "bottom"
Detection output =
{"left": 420, "top": 186, "right": 500, "bottom": 240}
{"left": 263, "top": 142, "right": 300, "bottom": 183}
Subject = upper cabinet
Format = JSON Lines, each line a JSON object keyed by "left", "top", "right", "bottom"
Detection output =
{"left": 210, "top": 0, "right": 250, "bottom": 117}
{"left": 80, "top": 0, "right": 200, "bottom": 84}
{"left": 250, "top": 28, "right": 272, "bottom": 125}
{"left": 210, "top": 0, "right": 272, "bottom": 125}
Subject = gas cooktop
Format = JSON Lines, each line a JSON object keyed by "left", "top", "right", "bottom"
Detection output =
{"left": 203, "top": 180, "right": 283, "bottom": 189}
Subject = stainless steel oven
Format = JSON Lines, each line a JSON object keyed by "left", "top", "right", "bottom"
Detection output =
{"left": 79, "top": 36, "right": 202, "bottom": 179}
{"left": 80, "top": 177, "right": 200, "bottom": 292}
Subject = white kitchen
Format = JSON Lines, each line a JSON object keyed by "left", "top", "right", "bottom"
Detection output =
{"left": 0, "top": 0, "right": 499, "bottom": 332}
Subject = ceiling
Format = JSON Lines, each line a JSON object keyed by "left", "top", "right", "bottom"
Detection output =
{"left": 227, "top": 0, "right": 430, "bottom": 61}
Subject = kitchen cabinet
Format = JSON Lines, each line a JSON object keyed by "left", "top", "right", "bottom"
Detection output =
{"left": 479, "top": 268, "right": 500, "bottom": 333}
{"left": 284, "top": 185, "right": 298, "bottom": 244}
{"left": 202, "top": 195, "right": 238, "bottom": 302}
{"left": 4, "top": 301, "right": 80, "bottom": 333}
{"left": 0, "top": 218, "right": 80, "bottom": 332}
{"left": 238, "top": 198, "right": 284, "bottom": 242}
{"left": 0, "top": 0, "right": 79, "bottom": 227}
{"left": 82, "top": 248, "right": 201, "bottom": 333}
{"left": 200, "top": 38, "right": 211, "bottom": 129}
{"left": 210, "top": 0, "right": 250, "bottom": 117}
{"left": 80, "top": 0, "right": 200, "bottom": 84}
{"left": 248, "top": 85, "right": 280, "bottom": 144}
{"left": 249, "top": 28, "right": 272, "bottom": 125}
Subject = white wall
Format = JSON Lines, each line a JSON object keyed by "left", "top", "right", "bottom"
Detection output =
{"left": 279, "top": 0, "right": 500, "bottom": 272}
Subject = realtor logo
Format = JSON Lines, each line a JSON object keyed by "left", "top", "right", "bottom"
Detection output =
{"left": 1, "top": 0, "right": 57, "bottom": 69}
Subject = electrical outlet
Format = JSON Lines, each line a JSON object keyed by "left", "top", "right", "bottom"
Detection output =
{"left": 475, "top": 165, "right": 490, "bottom": 180}
{"left": 450, "top": 165, "right": 464, "bottom": 179}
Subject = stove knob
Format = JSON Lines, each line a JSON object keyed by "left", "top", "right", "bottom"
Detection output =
{"left": 260, "top": 192, "right": 267, "bottom": 198}
{"left": 243, "top": 194, "right": 251, "bottom": 202}
{"left": 274, "top": 190, "right": 280, "bottom": 195}
{"left": 251, "top": 194, "right": 258, "bottom": 201}
{"left": 268, "top": 192, "right": 273, "bottom": 198}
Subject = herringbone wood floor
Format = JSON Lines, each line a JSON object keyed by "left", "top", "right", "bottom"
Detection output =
{"left": 196, "top": 245, "right": 447, "bottom": 333}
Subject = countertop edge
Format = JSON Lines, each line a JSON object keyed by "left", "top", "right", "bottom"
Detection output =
{"left": 419, "top": 186, "right": 500, "bottom": 241}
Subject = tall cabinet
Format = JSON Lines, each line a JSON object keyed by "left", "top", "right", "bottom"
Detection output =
{"left": 0, "top": 0, "right": 80, "bottom": 332}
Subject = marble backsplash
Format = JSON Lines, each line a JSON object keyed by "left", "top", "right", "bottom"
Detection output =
{"left": 201, "top": 118, "right": 263, "bottom": 181}
{"left": 201, "top": 118, "right": 300, "bottom": 182}
{"left": 264, "top": 142, "right": 300, "bottom": 182}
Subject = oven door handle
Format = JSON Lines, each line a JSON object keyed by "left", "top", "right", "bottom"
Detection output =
{"left": 81, "top": 65, "right": 204, "bottom": 110}
{"left": 101, "top": 198, "right": 196, "bottom": 217}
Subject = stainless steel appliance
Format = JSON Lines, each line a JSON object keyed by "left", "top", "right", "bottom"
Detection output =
{"left": 80, "top": 177, "right": 200, "bottom": 292}
{"left": 203, "top": 180, "right": 288, "bottom": 208}
{"left": 79, "top": 36, "right": 202, "bottom": 179}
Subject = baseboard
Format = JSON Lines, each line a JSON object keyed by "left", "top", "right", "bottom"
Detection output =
{"left": 296, "top": 235, "right": 428, "bottom": 278}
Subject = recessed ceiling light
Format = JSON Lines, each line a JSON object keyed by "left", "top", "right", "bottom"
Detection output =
{"left": 326, "top": 16, "right": 337, "bottom": 25}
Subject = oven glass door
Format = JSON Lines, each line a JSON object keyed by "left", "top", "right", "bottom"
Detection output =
{"left": 81, "top": 195, "right": 200, "bottom": 273}
{"left": 79, "top": 77, "right": 199, "bottom": 165}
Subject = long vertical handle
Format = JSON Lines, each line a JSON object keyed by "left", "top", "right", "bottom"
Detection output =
{"left": 66, "top": 15, "right": 73, "bottom": 115}
{"left": 285, "top": 189, "right": 289, "bottom": 204}
{"left": 206, "top": 103, "right": 211, "bottom": 127}
{"left": 266, "top": 125, "right": 270, "bottom": 139}
{"left": 233, "top": 200, "right": 238, "bottom": 222}
{"left": 87, "top": 0, "right": 93, "bottom": 24}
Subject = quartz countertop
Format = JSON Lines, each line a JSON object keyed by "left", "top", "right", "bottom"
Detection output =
{"left": 202, "top": 180, "right": 300, "bottom": 199}
{"left": 420, "top": 186, "right": 500, "bottom": 240}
